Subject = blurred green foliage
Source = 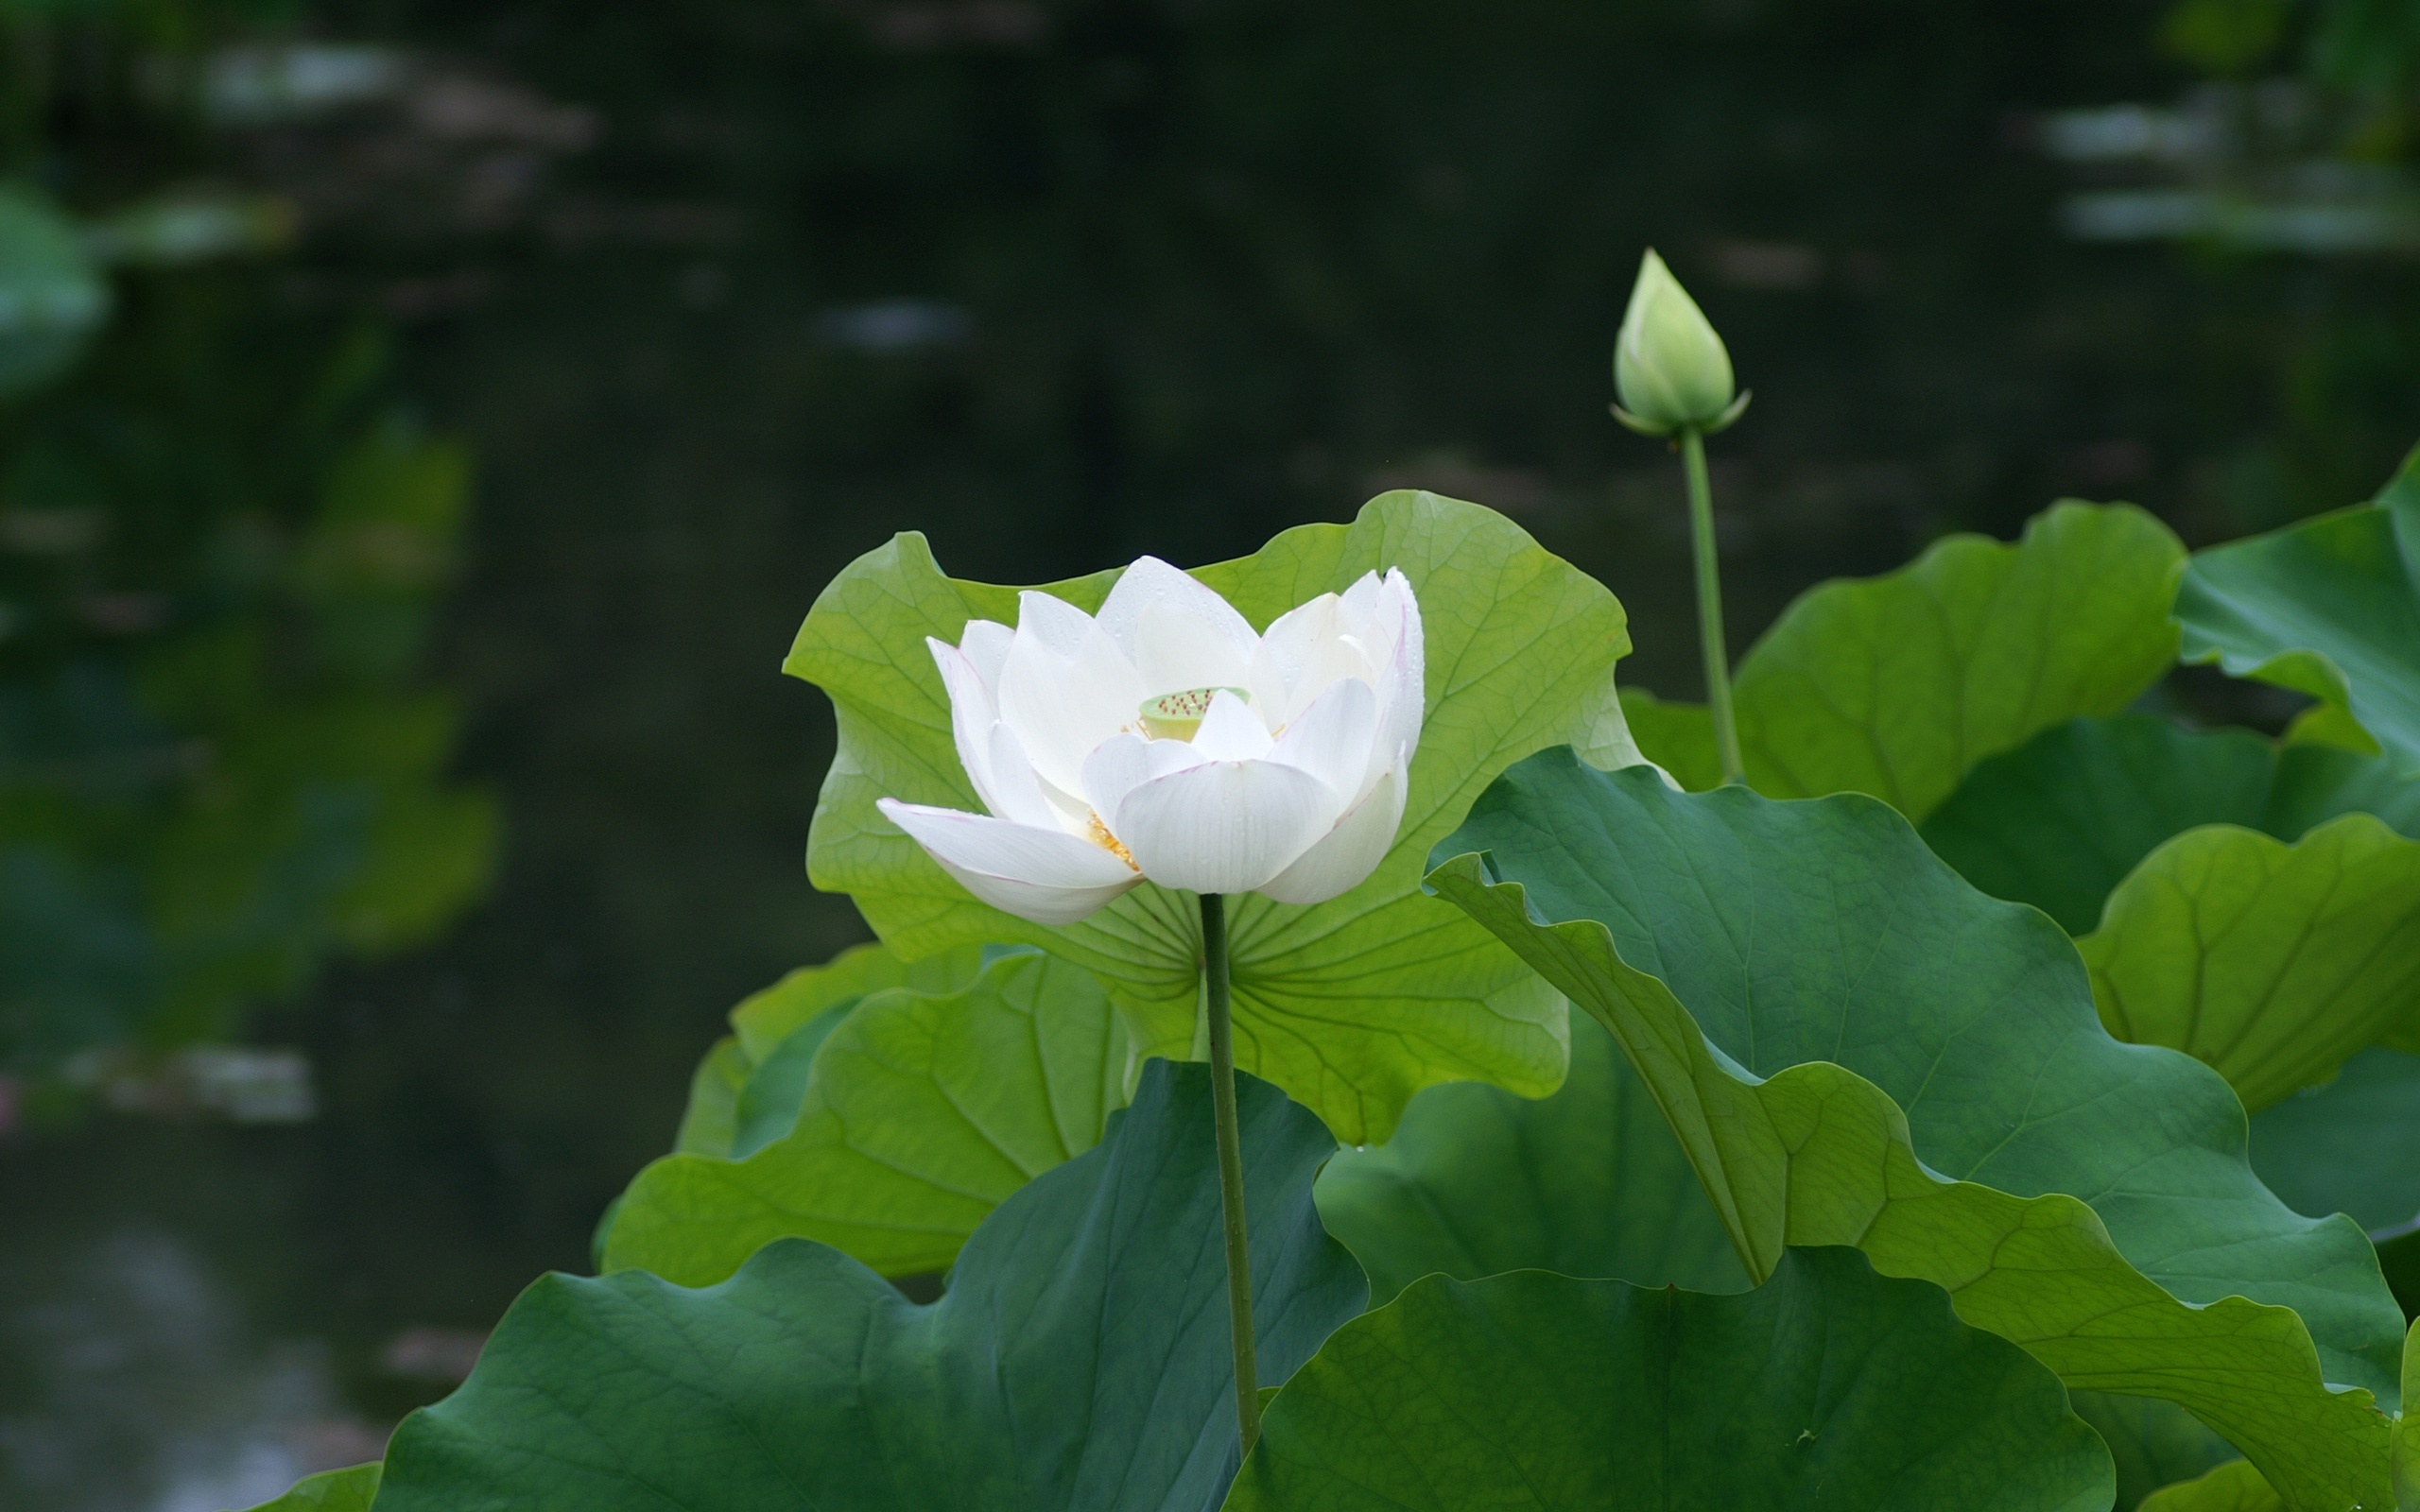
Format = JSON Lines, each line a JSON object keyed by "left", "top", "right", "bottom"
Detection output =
{"left": 0, "top": 0, "right": 493, "bottom": 1109}
{"left": 2165, "top": 0, "right": 2420, "bottom": 146}
{"left": 0, "top": 306, "right": 495, "bottom": 1100}
{"left": 0, "top": 187, "right": 110, "bottom": 397}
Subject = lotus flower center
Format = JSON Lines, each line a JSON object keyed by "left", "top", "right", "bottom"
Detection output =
{"left": 1138, "top": 686, "right": 1249, "bottom": 742}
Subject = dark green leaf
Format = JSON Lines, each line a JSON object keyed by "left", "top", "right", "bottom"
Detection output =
{"left": 728, "top": 1002, "right": 854, "bottom": 1157}
{"left": 2250, "top": 1047, "right": 2420, "bottom": 1233}
{"left": 2176, "top": 447, "right": 2420, "bottom": 777}
{"left": 382, "top": 1058, "right": 1364, "bottom": 1512}
{"left": 1920, "top": 713, "right": 2420, "bottom": 935}
{"left": 1921, "top": 715, "right": 2278, "bottom": 935}
{"left": 2069, "top": 1394, "right": 2239, "bottom": 1512}
{"left": 1227, "top": 1247, "right": 2114, "bottom": 1512}
{"left": 1428, "top": 751, "right": 2402, "bottom": 1510}
{"left": 1314, "top": 1006, "right": 1746, "bottom": 1304}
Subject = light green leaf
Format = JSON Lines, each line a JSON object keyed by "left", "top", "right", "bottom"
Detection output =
{"left": 1615, "top": 685, "right": 1723, "bottom": 791}
{"left": 2398, "top": 1318, "right": 2419, "bottom": 1511}
{"left": 664, "top": 941, "right": 989, "bottom": 1160}
{"left": 2250, "top": 1047, "right": 2420, "bottom": 1233}
{"left": 2081, "top": 816, "right": 2420, "bottom": 1112}
{"left": 235, "top": 1463, "right": 381, "bottom": 1512}
{"left": 2139, "top": 1460, "right": 2284, "bottom": 1512}
{"left": 1315, "top": 1006, "right": 1745, "bottom": 1304}
{"left": 2176, "top": 444, "right": 2420, "bottom": 778}
{"left": 1428, "top": 750, "right": 2401, "bottom": 1512}
{"left": 1629, "top": 502, "right": 2185, "bottom": 820}
{"left": 787, "top": 491, "right": 1639, "bottom": 1142}
{"left": 1226, "top": 1246, "right": 2114, "bottom": 1512}
{"left": 2115, "top": 1310, "right": 2420, "bottom": 1512}
{"left": 602, "top": 950, "right": 1129, "bottom": 1283}
{"left": 378, "top": 1060, "right": 1364, "bottom": 1512}
{"left": 1922, "top": 714, "right": 2420, "bottom": 936}
{"left": 730, "top": 940, "right": 986, "bottom": 1064}
{"left": 670, "top": 1035, "right": 748, "bottom": 1157}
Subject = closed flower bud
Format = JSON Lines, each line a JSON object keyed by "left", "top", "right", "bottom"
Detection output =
{"left": 1612, "top": 249, "right": 1749, "bottom": 437}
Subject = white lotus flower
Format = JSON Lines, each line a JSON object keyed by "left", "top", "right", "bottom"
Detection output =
{"left": 875, "top": 558, "right": 1424, "bottom": 925}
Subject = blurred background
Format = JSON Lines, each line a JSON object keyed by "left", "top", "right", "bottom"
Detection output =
{"left": 0, "top": 0, "right": 2414, "bottom": 1505}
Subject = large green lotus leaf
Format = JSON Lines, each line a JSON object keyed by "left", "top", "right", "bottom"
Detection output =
{"left": 603, "top": 950, "right": 1129, "bottom": 1283}
{"left": 238, "top": 1464, "right": 380, "bottom": 1512}
{"left": 379, "top": 1058, "right": 1363, "bottom": 1512}
{"left": 1919, "top": 715, "right": 2274, "bottom": 936}
{"left": 1627, "top": 502, "right": 2185, "bottom": 820}
{"left": 1314, "top": 1006, "right": 1747, "bottom": 1304}
{"left": 2071, "top": 1393, "right": 2240, "bottom": 1512}
{"left": 1311, "top": 989, "right": 2242, "bottom": 1508}
{"left": 2250, "top": 1047, "right": 2420, "bottom": 1234}
{"left": 2176, "top": 446, "right": 2420, "bottom": 777}
{"left": 1922, "top": 714, "right": 2420, "bottom": 936}
{"left": 2145, "top": 1321, "right": 2420, "bottom": 1512}
{"left": 1226, "top": 1246, "right": 2114, "bottom": 1512}
{"left": 1427, "top": 751, "right": 2402, "bottom": 1511}
{"left": 2080, "top": 816, "right": 2420, "bottom": 1113}
{"left": 788, "top": 491, "right": 1647, "bottom": 1143}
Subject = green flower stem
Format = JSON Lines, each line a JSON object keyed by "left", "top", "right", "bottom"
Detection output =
{"left": 1682, "top": 425, "right": 1744, "bottom": 785}
{"left": 1200, "top": 891, "right": 1262, "bottom": 1455}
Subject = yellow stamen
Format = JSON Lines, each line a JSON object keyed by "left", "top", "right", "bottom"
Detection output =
{"left": 1086, "top": 811, "right": 1138, "bottom": 869}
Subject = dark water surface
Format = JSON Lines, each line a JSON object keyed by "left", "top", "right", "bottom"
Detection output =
{"left": 4, "top": 2, "right": 2415, "bottom": 1505}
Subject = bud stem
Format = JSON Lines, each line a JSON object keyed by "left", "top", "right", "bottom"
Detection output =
{"left": 1200, "top": 891, "right": 1263, "bottom": 1456}
{"left": 1681, "top": 426, "right": 1745, "bottom": 785}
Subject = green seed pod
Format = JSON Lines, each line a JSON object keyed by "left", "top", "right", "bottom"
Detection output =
{"left": 1612, "top": 249, "right": 1748, "bottom": 437}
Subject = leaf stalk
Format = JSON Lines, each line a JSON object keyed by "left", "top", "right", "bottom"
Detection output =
{"left": 1200, "top": 891, "right": 1262, "bottom": 1455}
{"left": 1682, "top": 424, "right": 1745, "bottom": 785}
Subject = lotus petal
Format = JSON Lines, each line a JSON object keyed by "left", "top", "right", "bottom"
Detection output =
{"left": 1114, "top": 759, "right": 1334, "bottom": 895}
{"left": 1260, "top": 757, "right": 1408, "bottom": 904}
{"left": 875, "top": 799, "right": 1139, "bottom": 924}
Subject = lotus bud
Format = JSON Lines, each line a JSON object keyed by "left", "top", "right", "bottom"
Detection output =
{"left": 1612, "top": 249, "right": 1750, "bottom": 438}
